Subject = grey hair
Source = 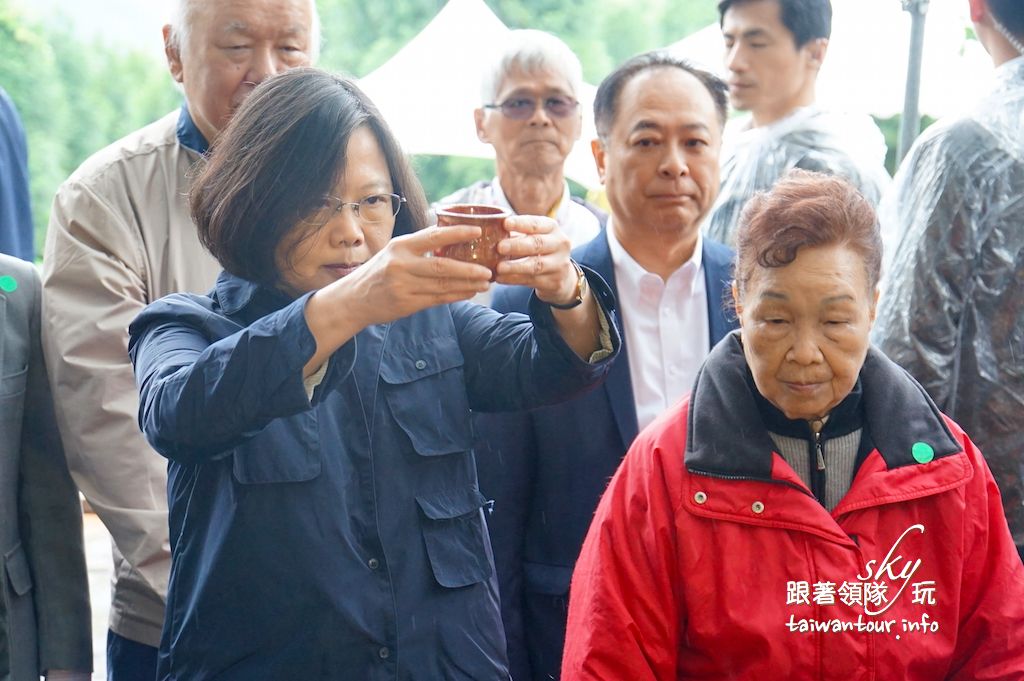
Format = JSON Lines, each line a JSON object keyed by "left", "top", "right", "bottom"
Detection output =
{"left": 479, "top": 29, "right": 583, "bottom": 104}
{"left": 167, "top": 0, "right": 322, "bottom": 63}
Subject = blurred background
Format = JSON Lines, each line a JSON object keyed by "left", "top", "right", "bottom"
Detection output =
{"left": 0, "top": 0, "right": 991, "bottom": 675}
{"left": 2, "top": 0, "right": 991, "bottom": 260}
{"left": 1, "top": 0, "right": 720, "bottom": 261}
{"left": 1, "top": 0, "right": 989, "bottom": 264}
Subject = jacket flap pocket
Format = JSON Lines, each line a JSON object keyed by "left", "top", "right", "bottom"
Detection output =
{"left": 416, "top": 488, "right": 493, "bottom": 588}
{"left": 524, "top": 561, "right": 573, "bottom": 596}
{"left": 387, "top": 396, "right": 473, "bottom": 457}
{"left": 416, "top": 487, "right": 489, "bottom": 520}
{"left": 383, "top": 338, "right": 472, "bottom": 457}
{"left": 4, "top": 542, "right": 33, "bottom": 596}
{"left": 380, "top": 335, "right": 465, "bottom": 384}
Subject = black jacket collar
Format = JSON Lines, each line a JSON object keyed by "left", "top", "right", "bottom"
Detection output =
{"left": 685, "top": 332, "right": 961, "bottom": 479}
{"left": 750, "top": 369, "right": 865, "bottom": 441}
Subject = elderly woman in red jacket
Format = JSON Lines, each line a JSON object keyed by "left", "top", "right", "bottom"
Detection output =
{"left": 562, "top": 170, "right": 1024, "bottom": 680}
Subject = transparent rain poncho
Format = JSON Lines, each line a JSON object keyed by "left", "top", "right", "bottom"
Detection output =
{"left": 704, "top": 107, "right": 891, "bottom": 246}
{"left": 873, "top": 56, "right": 1024, "bottom": 550}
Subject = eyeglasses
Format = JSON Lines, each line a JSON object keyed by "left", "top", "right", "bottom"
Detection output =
{"left": 303, "top": 193, "right": 405, "bottom": 227}
{"left": 483, "top": 95, "right": 579, "bottom": 120}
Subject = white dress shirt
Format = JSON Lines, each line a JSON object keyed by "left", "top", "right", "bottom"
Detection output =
{"left": 606, "top": 220, "right": 709, "bottom": 432}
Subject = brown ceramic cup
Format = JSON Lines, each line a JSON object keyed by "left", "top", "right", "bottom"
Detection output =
{"left": 434, "top": 204, "right": 511, "bottom": 278}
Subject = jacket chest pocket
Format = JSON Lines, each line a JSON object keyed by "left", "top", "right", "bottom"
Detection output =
{"left": 231, "top": 411, "right": 321, "bottom": 484}
{"left": 416, "top": 488, "right": 493, "bottom": 588}
{"left": 380, "top": 336, "right": 473, "bottom": 457}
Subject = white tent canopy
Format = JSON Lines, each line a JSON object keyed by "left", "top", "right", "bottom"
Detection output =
{"left": 357, "top": 0, "right": 602, "bottom": 191}
{"left": 668, "top": 0, "right": 993, "bottom": 119}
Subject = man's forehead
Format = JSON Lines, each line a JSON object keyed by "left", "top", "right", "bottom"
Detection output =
{"left": 497, "top": 67, "right": 575, "bottom": 97}
{"left": 219, "top": 19, "right": 308, "bottom": 35}
{"left": 613, "top": 68, "right": 718, "bottom": 130}
{"left": 197, "top": 0, "right": 312, "bottom": 33}
{"left": 722, "top": 0, "right": 787, "bottom": 36}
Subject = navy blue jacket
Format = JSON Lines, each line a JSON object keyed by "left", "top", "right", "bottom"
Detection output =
{"left": 474, "top": 231, "right": 736, "bottom": 680}
{"left": 0, "top": 88, "right": 33, "bottom": 262}
{"left": 127, "top": 270, "right": 619, "bottom": 681}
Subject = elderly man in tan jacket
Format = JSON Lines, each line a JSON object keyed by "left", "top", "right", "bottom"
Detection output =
{"left": 41, "top": 1, "right": 319, "bottom": 677}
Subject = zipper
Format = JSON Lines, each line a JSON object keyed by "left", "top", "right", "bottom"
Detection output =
{"left": 809, "top": 419, "right": 827, "bottom": 502}
{"left": 688, "top": 468, "right": 811, "bottom": 497}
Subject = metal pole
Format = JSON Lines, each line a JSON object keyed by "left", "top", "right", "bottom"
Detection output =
{"left": 897, "top": 0, "right": 930, "bottom": 165}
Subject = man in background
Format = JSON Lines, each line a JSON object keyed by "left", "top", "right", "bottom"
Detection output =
{"left": 41, "top": 1, "right": 319, "bottom": 677}
{"left": 437, "top": 29, "right": 602, "bottom": 249}
{"left": 874, "top": 0, "right": 1024, "bottom": 562}
{"left": 475, "top": 52, "right": 738, "bottom": 681}
{"left": 704, "top": 0, "right": 890, "bottom": 246}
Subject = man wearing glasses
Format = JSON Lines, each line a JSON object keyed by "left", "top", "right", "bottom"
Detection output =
{"left": 475, "top": 52, "right": 738, "bottom": 681}
{"left": 436, "top": 29, "right": 602, "bottom": 251}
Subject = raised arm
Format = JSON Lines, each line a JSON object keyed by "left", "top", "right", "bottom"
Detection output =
{"left": 130, "top": 293, "right": 329, "bottom": 464}
{"left": 493, "top": 215, "right": 604, "bottom": 360}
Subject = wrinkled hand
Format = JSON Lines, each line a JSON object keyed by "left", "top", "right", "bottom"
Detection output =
{"left": 340, "top": 225, "right": 492, "bottom": 326}
{"left": 494, "top": 215, "right": 578, "bottom": 306}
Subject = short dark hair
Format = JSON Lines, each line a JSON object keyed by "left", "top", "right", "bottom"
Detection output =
{"left": 593, "top": 51, "right": 729, "bottom": 139}
{"left": 989, "top": 0, "right": 1024, "bottom": 39}
{"left": 190, "top": 68, "right": 428, "bottom": 288}
{"left": 718, "top": 0, "right": 832, "bottom": 47}
{"left": 734, "top": 170, "right": 881, "bottom": 297}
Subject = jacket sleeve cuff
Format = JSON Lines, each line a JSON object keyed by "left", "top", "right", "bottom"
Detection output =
{"left": 588, "top": 304, "right": 614, "bottom": 364}
{"left": 526, "top": 264, "right": 620, "bottom": 369}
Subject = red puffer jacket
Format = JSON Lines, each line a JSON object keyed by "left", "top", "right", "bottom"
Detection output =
{"left": 563, "top": 336, "right": 1024, "bottom": 680}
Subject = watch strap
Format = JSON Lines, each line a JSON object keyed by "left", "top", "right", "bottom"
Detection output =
{"left": 548, "top": 260, "right": 588, "bottom": 310}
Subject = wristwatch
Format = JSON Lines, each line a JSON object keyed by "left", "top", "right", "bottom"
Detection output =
{"left": 548, "top": 260, "right": 589, "bottom": 310}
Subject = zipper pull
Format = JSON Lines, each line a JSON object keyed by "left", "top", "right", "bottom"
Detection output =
{"left": 809, "top": 417, "right": 827, "bottom": 471}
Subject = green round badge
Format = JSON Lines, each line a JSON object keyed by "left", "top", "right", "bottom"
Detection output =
{"left": 912, "top": 442, "right": 935, "bottom": 464}
{"left": 0, "top": 275, "right": 17, "bottom": 293}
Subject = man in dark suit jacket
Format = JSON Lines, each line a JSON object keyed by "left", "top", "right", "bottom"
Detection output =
{"left": 0, "top": 253, "right": 91, "bottom": 680}
{"left": 475, "top": 53, "right": 738, "bottom": 681}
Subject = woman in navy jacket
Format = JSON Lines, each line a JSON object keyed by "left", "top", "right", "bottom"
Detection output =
{"left": 128, "top": 68, "right": 618, "bottom": 681}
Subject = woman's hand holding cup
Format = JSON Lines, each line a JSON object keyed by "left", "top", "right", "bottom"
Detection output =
{"left": 493, "top": 215, "right": 578, "bottom": 307}
{"left": 334, "top": 225, "right": 493, "bottom": 327}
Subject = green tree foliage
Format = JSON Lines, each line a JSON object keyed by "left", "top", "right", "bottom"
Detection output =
{"left": 314, "top": 0, "right": 717, "bottom": 82}
{"left": 2, "top": 0, "right": 718, "bottom": 253}
{"left": 316, "top": 0, "right": 445, "bottom": 77}
{"left": 488, "top": 0, "right": 718, "bottom": 82}
{"left": 873, "top": 113, "right": 937, "bottom": 175}
{"left": 1, "top": 0, "right": 179, "bottom": 258}
{"left": 1, "top": 0, "right": 68, "bottom": 255}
